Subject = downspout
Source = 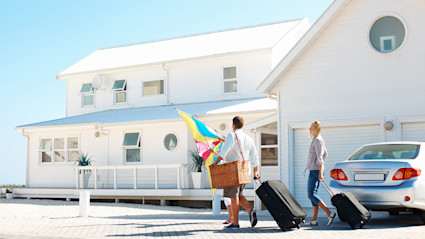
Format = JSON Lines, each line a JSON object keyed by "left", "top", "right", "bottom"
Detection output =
{"left": 19, "top": 128, "right": 30, "bottom": 188}
{"left": 162, "top": 64, "right": 170, "bottom": 104}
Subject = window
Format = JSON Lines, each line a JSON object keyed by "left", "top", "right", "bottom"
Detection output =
{"left": 223, "top": 66, "right": 237, "bottom": 93}
{"left": 112, "top": 80, "right": 127, "bottom": 104}
{"left": 67, "top": 137, "right": 79, "bottom": 162}
{"left": 369, "top": 15, "right": 405, "bottom": 54}
{"left": 123, "top": 132, "right": 140, "bottom": 163}
{"left": 260, "top": 133, "right": 278, "bottom": 166}
{"left": 164, "top": 133, "right": 178, "bottom": 151}
{"left": 39, "top": 137, "right": 79, "bottom": 164}
{"left": 349, "top": 144, "right": 419, "bottom": 160}
{"left": 40, "top": 139, "right": 52, "bottom": 163}
{"left": 143, "top": 80, "right": 164, "bottom": 96}
{"left": 80, "top": 83, "right": 94, "bottom": 107}
{"left": 54, "top": 138, "right": 65, "bottom": 163}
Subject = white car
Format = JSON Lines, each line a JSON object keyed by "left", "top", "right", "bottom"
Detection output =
{"left": 329, "top": 142, "right": 425, "bottom": 223}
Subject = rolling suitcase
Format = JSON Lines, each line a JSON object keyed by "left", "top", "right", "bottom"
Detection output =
{"left": 321, "top": 180, "right": 371, "bottom": 229}
{"left": 255, "top": 180, "right": 307, "bottom": 231}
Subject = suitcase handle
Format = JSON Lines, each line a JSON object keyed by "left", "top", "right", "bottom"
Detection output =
{"left": 320, "top": 179, "right": 335, "bottom": 197}
{"left": 254, "top": 178, "right": 262, "bottom": 186}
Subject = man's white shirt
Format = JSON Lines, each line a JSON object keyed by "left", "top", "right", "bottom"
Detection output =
{"left": 218, "top": 129, "right": 259, "bottom": 175}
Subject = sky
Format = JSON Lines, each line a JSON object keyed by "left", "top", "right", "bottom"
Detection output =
{"left": 0, "top": 0, "right": 334, "bottom": 186}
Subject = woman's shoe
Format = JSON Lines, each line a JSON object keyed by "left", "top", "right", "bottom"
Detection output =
{"left": 305, "top": 220, "right": 318, "bottom": 226}
{"left": 327, "top": 212, "right": 336, "bottom": 226}
{"left": 222, "top": 220, "right": 231, "bottom": 224}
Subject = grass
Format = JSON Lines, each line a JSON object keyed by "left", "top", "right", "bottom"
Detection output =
{"left": 1, "top": 184, "right": 25, "bottom": 188}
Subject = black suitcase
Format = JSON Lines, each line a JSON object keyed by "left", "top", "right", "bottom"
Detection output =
{"left": 321, "top": 180, "right": 371, "bottom": 229}
{"left": 255, "top": 180, "right": 307, "bottom": 231}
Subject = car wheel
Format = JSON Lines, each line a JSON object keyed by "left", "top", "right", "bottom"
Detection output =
{"left": 388, "top": 210, "right": 399, "bottom": 216}
{"left": 420, "top": 211, "right": 425, "bottom": 224}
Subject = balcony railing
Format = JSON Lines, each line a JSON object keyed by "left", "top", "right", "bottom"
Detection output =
{"left": 75, "top": 164, "right": 188, "bottom": 189}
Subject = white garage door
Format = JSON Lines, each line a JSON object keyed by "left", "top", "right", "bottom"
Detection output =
{"left": 401, "top": 122, "right": 425, "bottom": 141}
{"left": 293, "top": 125, "right": 381, "bottom": 207}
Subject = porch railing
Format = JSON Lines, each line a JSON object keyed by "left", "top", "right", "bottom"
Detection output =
{"left": 75, "top": 164, "right": 188, "bottom": 189}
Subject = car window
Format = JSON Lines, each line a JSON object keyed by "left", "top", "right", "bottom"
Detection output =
{"left": 349, "top": 144, "right": 420, "bottom": 160}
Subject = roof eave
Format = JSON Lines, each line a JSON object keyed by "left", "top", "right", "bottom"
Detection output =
{"left": 56, "top": 48, "right": 271, "bottom": 80}
{"left": 257, "top": 0, "right": 351, "bottom": 94}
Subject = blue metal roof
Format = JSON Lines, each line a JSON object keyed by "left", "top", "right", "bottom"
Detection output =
{"left": 17, "top": 97, "right": 276, "bottom": 128}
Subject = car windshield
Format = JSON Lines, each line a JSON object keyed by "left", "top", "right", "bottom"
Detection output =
{"left": 349, "top": 144, "right": 420, "bottom": 160}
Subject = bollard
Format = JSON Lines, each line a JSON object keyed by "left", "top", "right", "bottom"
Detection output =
{"left": 79, "top": 191, "right": 90, "bottom": 217}
{"left": 213, "top": 193, "right": 221, "bottom": 216}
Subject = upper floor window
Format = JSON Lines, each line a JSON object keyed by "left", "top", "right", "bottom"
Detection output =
{"left": 39, "top": 137, "right": 79, "bottom": 164}
{"left": 143, "top": 80, "right": 164, "bottom": 96}
{"left": 112, "top": 80, "right": 127, "bottom": 104}
{"left": 80, "top": 83, "right": 94, "bottom": 107}
{"left": 123, "top": 132, "right": 141, "bottom": 163}
{"left": 223, "top": 66, "right": 237, "bottom": 93}
{"left": 369, "top": 15, "right": 406, "bottom": 54}
{"left": 260, "top": 133, "right": 278, "bottom": 166}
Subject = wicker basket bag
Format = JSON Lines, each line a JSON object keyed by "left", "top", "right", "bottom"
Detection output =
{"left": 209, "top": 131, "right": 251, "bottom": 188}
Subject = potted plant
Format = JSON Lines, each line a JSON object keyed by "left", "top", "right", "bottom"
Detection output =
{"left": 188, "top": 148, "right": 205, "bottom": 189}
{"left": 74, "top": 152, "right": 94, "bottom": 189}
{"left": 5, "top": 188, "right": 13, "bottom": 199}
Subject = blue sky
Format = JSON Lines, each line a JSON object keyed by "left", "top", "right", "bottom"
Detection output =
{"left": 0, "top": 0, "right": 333, "bottom": 185}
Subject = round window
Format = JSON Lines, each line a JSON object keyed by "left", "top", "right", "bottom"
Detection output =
{"left": 369, "top": 15, "right": 405, "bottom": 54}
{"left": 164, "top": 133, "right": 178, "bottom": 151}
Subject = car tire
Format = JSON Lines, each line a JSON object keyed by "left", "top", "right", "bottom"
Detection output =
{"left": 420, "top": 211, "right": 425, "bottom": 224}
{"left": 388, "top": 210, "right": 399, "bottom": 216}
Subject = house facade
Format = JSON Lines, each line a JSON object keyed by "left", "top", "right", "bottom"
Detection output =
{"left": 15, "top": 19, "right": 310, "bottom": 202}
{"left": 258, "top": 0, "right": 425, "bottom": 207}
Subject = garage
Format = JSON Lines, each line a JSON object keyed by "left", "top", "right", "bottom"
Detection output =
{"left": 293, "top": 124, "right": 381, "bottom": 207}
{"left": 401, "top": 122, "right": 425, "bottom": 142}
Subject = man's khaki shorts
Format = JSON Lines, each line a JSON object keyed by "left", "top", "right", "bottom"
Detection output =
{"left": 223, "top": 184, "right": 246, "bottom": 199}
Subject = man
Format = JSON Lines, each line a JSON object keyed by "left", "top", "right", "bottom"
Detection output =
{"left": 212, "top": 116, "right": 260, "bottom": 229}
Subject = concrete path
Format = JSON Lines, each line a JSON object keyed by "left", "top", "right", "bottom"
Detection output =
{"left": 0, "top": 198, "right": 424, "bottom": 238}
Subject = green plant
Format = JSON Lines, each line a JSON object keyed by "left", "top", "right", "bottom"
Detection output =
{"left": 188, "top": 148, "right": 205, "bottom": 172}
{"left": 74, "top": 152, "right": 94, "bottom": 173}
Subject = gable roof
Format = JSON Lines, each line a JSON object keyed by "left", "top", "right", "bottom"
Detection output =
{"left": 257, "top": 0, "right": 350, "bottom": 94}
{"left": 16, "top": 97, "right": 276, "bottom": 129}
{"left": 57, "top": 19, "right": 305, "bottom": 79}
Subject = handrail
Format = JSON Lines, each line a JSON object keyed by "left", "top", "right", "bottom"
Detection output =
{"left": 75, "top": 164, "right": 188, "bottom": 190}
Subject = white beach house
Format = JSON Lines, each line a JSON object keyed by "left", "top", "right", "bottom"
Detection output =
{"left": 257, "top": 0, "right": 425, "bottom": 207}
{"left": 15, "top": 19, "right": 310, "bottom": 204}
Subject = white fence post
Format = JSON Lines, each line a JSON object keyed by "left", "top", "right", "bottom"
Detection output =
{"left": 177, "top": 166, "right": 180, "bottom": 189}
{"left": 113, "top": 168, "right": 117, "bottom": 190}
{"left": 94, "top": 168, "right": 98, "bottom": 189}
{"left": 79, "top": 191, "right": 90, "bottom": 217}
{"left": 76, "top": 168, "right": 80, "bottom": 189}
{"left": 133, "top": 167, "right": 137, "bottom": 189}
{"left": 155, "top": 166, "right": 158, "bottom": 189}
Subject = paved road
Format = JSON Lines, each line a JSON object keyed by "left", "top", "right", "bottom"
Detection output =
{"left": 0, "top": 199, "right": 424, "bottom": 238}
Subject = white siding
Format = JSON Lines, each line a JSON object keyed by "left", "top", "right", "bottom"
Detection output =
{"left": 273, "top": 0, "right": 425, "bottom": 195}
{"left": 276, "top": 0, "right": 425, "bottom": 122}
{"left": 293, "top": 124, "right": 381, "bottom": 207}
{"left": 26, "top": 113, "right": 266, "bottom": 188}
{"left": 66, "top": 51, "right": 270, "bottom": 117}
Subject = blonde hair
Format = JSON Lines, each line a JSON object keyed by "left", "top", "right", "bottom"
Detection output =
{"left": 310, "top": 121, "right": 322, "bottom": 138}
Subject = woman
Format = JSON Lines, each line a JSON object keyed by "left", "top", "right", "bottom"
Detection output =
{"left": 306, "top": 121, "right": 335, "bottom": 226}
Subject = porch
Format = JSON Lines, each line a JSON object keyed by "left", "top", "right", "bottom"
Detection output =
{"left": 6, "top": 164, "right": 257, "bottom": 206}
